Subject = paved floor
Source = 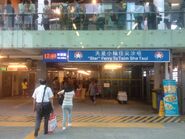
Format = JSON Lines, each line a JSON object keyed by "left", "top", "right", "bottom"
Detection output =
{"left": 0, "top": 96, "right": 185, "bottom": 139}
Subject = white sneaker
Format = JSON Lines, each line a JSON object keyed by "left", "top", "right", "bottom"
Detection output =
{"left": 62, "top": 127, "right": 66, "bottom": 130}
{"left": 68, "top": 123, "right": 72, "bottom": 127}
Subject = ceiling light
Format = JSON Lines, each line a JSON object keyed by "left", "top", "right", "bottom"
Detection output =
{"left": 77, "top": 70, "right": 90, "bottom": 75}
{"left": 104, "top": 63, "right": 122, "bottom": 70}
{"left": 7, "top": 63, "right": 28, "bottom": 71}
{"left": 171, "top": 3, "right": 180, "bottom": 7}
{"left": 63, "top": 67, "right": 78, "bottom": 70}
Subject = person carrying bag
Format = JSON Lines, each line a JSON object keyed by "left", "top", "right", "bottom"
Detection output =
{"left": 32, "top": 79, "right": 54, "bottom": 138}
{"left": 58, "top": 89, "right": 65, "bottom": 105}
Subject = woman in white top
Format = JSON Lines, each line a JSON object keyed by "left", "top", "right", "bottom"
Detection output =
{"left": 58, "top": 77, "right": 75, "bottom": 130}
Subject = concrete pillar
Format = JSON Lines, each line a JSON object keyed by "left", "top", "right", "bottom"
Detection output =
{"left": 38, "top": 0, "right": 51, "bottom": 30}
{"left": 154, "top": 0, "right": 165, "bottom": 29}
{"left": 154, "top": 63, "right": 161, "bottom": 89}
{"left": 36, "top": 61, "right": 47, "bottom": 86}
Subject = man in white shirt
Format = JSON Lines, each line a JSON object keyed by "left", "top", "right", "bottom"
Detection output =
{"left": 32, "top": 79, "right": 54, "bottom": 137}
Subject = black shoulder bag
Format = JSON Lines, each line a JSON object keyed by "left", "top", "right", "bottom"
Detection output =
{"left": 41, "top": 86, "right": 47, "bottom": 114}
{"left": 58, "top": 92, "right": 65, "bottom": 105}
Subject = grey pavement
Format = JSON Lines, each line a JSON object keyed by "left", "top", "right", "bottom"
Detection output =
{"left": 0, "top": 96, "right": 184, "bottom": 139}
{"left": 1, "top": 123, "right": 185, "bottom": 139}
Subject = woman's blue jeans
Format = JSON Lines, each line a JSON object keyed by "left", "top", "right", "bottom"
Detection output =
{"left": 62, "top": 105, "right": 73, "bottom": 128}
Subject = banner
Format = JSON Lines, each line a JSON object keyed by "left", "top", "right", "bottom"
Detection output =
{"left": 68, "top": 49, "right": 170, "bottom": 62}
{"left": 163, "top": 80, "right": 179, "bottom": 116}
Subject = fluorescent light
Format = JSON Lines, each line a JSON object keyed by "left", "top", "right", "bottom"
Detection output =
{"left": 171, "top": 3, "right": 180, "bottom": 7}
{"left": 63, "top": 67, "right": 78, "bottom": 70}
{"left": 104, "top": 63, "right": 122, "bottom": 70}
{"left": 77, "top": 70, "right": 90, "bottom": 75}
{"left": 7, "top": 63, "right": 28, "bottom": 71}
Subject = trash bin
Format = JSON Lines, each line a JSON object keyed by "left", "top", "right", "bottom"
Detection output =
{"left": 152, "top": 89, "right": 163, "bottom": 111}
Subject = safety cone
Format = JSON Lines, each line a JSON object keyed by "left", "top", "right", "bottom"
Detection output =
{"left": 159, "top": 100, "right": 165, "bottom": 117}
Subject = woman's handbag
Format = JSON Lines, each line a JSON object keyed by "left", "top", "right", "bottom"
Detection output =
{"left": 58, "top": 93, "right": 64, "bottom": 105}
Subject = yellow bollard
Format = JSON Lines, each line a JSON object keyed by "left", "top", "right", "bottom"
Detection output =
{"left": 159, "top": 100, "right": 165, "bottom": 117}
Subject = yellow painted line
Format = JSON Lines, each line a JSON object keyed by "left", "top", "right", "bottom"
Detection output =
{"left": 152, "top": 117, "right": 165, "bottom": 123}
{"left": 74, "top": 116, "right": 91, "bottom": 121}
{"left": 166, "top": 117, "right": 178, "bottom": 123}
{"left": 0, "top": 122, "right": 34, "bottom": 127}
{"left": 111, "top": 117, "right": 124, "bottom": 123}
{"left": 98, "top": 116, "right": 118, "bottom": 122}
{"left": 124, "top": 116, "right": 139, "bottom": 123}
{"left": 77, "top": 116, "right": 94, "bottom": 122}
{"left": 117, "top": 116, "right": 130, "bottom": 122}
{"left": 174, "top": 118, "right": 181, "bottom": 123}
{"left": 145, "top": 116, "right": 159, "bottom": 123}
{"left": 24, "top": 124, "right": 44, "bottom": 139}
{"left": 88, "top": 116, "right": 103, "bottom": 122}
{"left": 159, "top": 117, "right": 171, "bottom": 123}
{"left": 139, "top": 116, "right": 152, "bottom": 122}
{"left": 94, "top": 117, "right": 108, "bottom": 122}
{"left": 72, "top": 122, "right": 164, "bottom": 128}
{"left": 81, "top": 116, "right": 98, "bottom": 122}
{"left": 24, "top": 131, "right": 35, "bottom": 139}
{"left": 121, "top": 116, "right": 134, "bottom": 122}
{"left": 132, "top": 116, "right": 147, "bottom": 122}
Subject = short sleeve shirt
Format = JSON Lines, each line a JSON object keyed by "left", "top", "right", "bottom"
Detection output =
{"left": 32, "top": 85, "right": 53, "bottom": 103}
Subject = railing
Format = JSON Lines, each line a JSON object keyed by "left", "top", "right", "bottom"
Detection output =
{"left": 0, "top": 2, "right": 184, "bottom": 31}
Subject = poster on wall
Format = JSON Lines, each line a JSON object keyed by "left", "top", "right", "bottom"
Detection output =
{"left": 163, "top": 80, "right": 179, "bottom": 116}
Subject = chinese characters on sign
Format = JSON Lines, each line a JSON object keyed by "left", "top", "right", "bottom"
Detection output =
{"left": 43, "top": 50, "right": 68, "bottom": 62}
{"left": 43, "top": 49, "right": 170, "bottom": 63}
{"left": 68, "top": 49, "right": 170, "bottom": 62}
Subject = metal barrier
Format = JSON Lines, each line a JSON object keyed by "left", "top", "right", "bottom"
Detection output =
{"left": 0, "top": 11, "right": 184, "bottom": 31}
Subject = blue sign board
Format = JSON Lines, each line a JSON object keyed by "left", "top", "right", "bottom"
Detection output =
{"left": 163, "top": 80, "right": 179, "bottom": 116}
{"left": 68, "top": 49, "right": 170, "bottom": 62}
{"left": 43, "top": 50, "right": 68, "bottom": 62}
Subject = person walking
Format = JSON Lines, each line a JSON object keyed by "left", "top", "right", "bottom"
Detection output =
{"left": 88, "top": 79, "right": 98, "bottom": 104}
{"left": 58, "top": 77, "right": 75, "bottom": 130}
{"left": 32, "top": 79, "right": 54, "bottom": 138}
